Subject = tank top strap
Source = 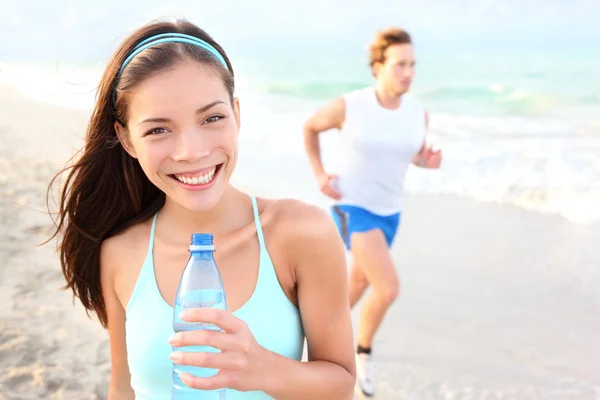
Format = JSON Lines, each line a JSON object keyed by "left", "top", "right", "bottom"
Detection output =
{"left": 245, "top": 195, "right": 290, "bottom": 310}
{"left": 125, "top": 212, "right": 159, "bottom": 314}
{"left": 148, "top": 212, "right": 158, "bottom": 254}
{"left": 250, "top": 195, "right": 266, "bottom": 251}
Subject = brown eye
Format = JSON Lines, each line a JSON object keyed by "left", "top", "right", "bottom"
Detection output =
{"left": 205, "top": 115, "right": 224, "bottom": 124}
{"left": 145, "top": 127, "right": 169, "bottom": 136}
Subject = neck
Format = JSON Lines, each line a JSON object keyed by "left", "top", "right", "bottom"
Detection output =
{"left": 374, "top": 81, "right": 403, "bottom": 110}
{"left": 160, "top": 185, "right": 249, "bottom": 237}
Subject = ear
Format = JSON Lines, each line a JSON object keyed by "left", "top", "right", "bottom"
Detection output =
{"left": 232, "top": 97, "right": 241, "bottom": 131}
{"left": 371, "top": 62, "right": 382, "bottom": 77}
{"left": 114, "top": 121, "right": 138, "bottom": 159}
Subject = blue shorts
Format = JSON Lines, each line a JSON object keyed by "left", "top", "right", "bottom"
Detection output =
{"left": 330, "top": 205, "right": 401, "bottom": 250}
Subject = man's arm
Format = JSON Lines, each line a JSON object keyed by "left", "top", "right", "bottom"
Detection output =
{"left": 412, "top": 110, "right": 442, "bottom": 168}
{"left": 303, "top": 96, "right": 345, "bottom": 177}
{"left": 303, "top": 97, "right": 346, "bottom": 199}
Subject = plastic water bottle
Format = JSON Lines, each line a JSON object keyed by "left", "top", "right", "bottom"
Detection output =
{"left": 172, "top": 233, "right": 227, "bottom": 400}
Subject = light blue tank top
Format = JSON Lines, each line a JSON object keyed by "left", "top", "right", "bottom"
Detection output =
{"left": 125, "top": 196, "right": 305, "bottom": 399}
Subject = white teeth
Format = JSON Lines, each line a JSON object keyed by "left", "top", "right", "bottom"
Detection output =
{"left": 174, "top": 167, "right": 217, "bottom": 186}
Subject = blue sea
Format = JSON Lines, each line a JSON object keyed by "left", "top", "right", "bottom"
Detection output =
{"left": 1, "top": 49, "right": 599, "bottom": 224}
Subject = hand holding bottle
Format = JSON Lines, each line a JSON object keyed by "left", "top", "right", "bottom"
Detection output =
{"left": 169, "top": 308, "right": 271, "bottom": 393}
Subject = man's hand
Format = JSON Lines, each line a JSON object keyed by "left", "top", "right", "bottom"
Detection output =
{"left": 414, "top": 144, "right": 442, "bottom": 168}
{"left": 317, "top": 173, "right": 342, "bottom": 200}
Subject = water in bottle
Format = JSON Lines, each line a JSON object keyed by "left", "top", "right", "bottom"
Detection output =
{"left": 172, "top": 233, "right": 227, "bottom": 400}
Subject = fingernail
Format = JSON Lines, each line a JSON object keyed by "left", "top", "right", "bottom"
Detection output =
{"left": 179, "top": 310, "right": 190, "bottom": 319}
{"left": 168, "top": 334, "right": 177, "bottom": 345}
{"left": 170, "top": 352, "right": 182, "bottom": 362}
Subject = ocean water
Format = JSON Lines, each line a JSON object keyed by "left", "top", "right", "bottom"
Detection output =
{"left": 1, "top": 49, "right": 599, "bottom": 224}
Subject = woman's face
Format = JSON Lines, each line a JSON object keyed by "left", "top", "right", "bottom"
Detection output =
{"left": 118, "top": 60, "right": 240, "bottom": 212}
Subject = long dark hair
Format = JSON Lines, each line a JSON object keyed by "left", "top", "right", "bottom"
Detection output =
{"left": 46, "top": 19, "right": 235, "bottom": 328}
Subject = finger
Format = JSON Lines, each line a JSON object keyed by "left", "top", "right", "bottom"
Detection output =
{"left": 429, "top": 158, "right": 441, "bottom": 167}
{"left": 180, "top": 308, "right": 247, "bottom": 333}
{"left": 170, "top": 349, "right": 247, "bottom": 370}
{"left": 179, "top": 370, "right": 238, "bottom": 391}
{"left": 325, "top": 187, "right": 342, "bottom": 200}
{"left": 169, "top": 329, "right": 239, "bottom": 351}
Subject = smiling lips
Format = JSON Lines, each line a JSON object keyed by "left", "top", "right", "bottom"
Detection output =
{"left": 172, "top": 165, "right": 220, "bottom": 186}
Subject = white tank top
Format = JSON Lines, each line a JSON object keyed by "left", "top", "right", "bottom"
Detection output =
{"left": 334, "top": 87, "right": 426, "bottom": 215}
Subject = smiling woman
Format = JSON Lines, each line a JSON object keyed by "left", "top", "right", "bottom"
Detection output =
{"left": 115, "top": 61, "right": 239, "bottom": 212}
{"left": 46, "top": 18, "right": 355, "bottom": 400}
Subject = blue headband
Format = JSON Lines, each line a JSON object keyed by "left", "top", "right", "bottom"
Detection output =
{"left": 113, "top": 33, "right": 228, "bottom": 103}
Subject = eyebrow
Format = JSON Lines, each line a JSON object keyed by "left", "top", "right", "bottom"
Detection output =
{"left": 137, "top": 101, "right": 226, "bottom": 126}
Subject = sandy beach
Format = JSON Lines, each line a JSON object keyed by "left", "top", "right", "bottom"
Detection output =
{"left": 1, "top": 86, "right": 599, "bottom": 399}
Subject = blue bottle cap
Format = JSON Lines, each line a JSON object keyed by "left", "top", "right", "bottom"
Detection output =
{"left": 190, "top": 233, "right": 215, "bottom": 251}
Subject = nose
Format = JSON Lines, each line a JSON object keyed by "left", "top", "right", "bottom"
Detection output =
{"left": 171, "top": 129, "right": 211, "bottom": 163}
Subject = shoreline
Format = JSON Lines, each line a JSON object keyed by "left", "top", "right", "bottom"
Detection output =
{"left": 2, "top": 82, "right": 600, "bottom": 227}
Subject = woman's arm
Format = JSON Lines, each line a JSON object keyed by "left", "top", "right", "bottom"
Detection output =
{"left": 100, "top": 237, "right": 135, "bottom": 400}
{"left": 263, "top": 202, "right": 356, "bottom": 399}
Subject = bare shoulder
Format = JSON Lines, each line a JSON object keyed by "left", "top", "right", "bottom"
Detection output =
{"left": 101, "top": 220, "right": 151, "bottom": 263}
{"left": 258, "top": 197, "right": 347, "bottom": 298}
{"left": 100, "top": 218, "right": 153, "bottom": 289}
{"left": 315, "top": 96, "right": 345, "bottom": 116}
{"left": 305, "top": 96, "right": 346, "bottom": 131}
{"left": 327, "top": 96, "right": 346, "bottom": 114}
{"left": 260, "top": 197, "right": 342, "bottom": 250}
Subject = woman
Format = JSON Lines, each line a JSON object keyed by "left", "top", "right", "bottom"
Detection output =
{"left": 48, "top": 19, "right": 355, "bottom": 399}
